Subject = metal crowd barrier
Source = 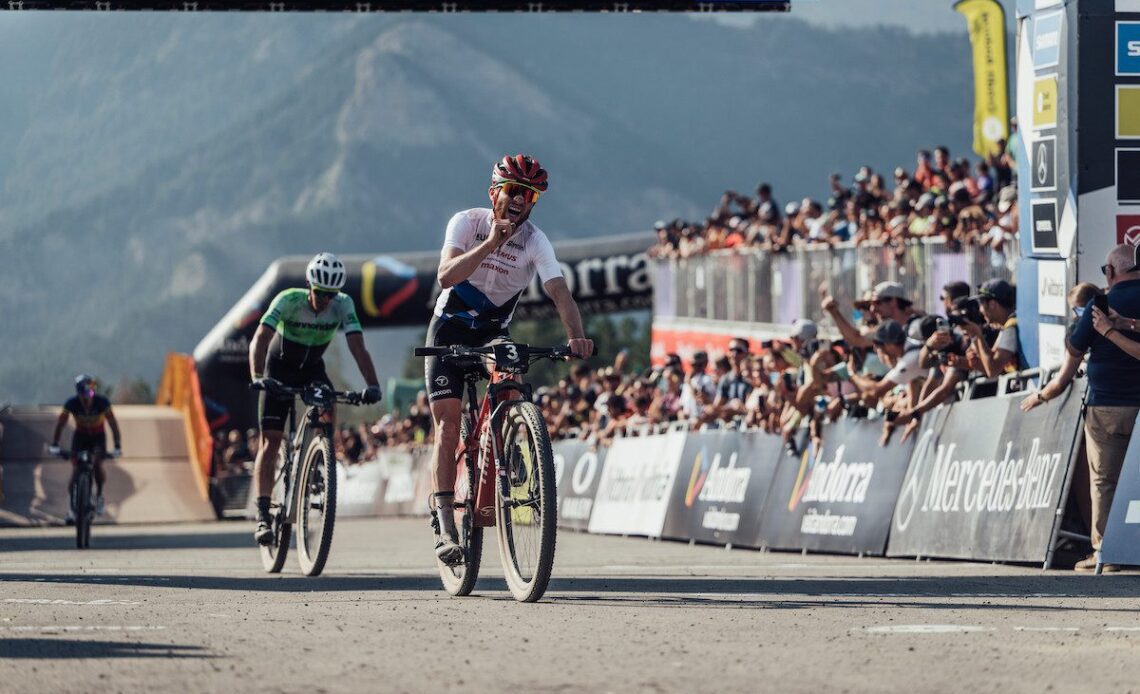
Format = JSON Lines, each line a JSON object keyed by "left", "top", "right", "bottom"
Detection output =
{"left": 653, "top": 238, "right": 1020, "bottom": 326}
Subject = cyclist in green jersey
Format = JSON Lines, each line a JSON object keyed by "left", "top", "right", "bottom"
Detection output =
{"left": 248, "top": 252, "right": 383, "bottom": 545}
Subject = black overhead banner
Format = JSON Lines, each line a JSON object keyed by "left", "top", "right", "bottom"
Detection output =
{"left": 553, "top": 440, "right": 607, "bottom": 532}
{"left": 660, "top": 430, "right": 783, "bottom": 547}
{"left": 191, "top": 233, "right": 652, "bottom": 435}
{"left": 755, "top": 417, "right": 917, "bottom": 556}
{"left": 887, "top": 381, "right": 1085, "bottom": 562}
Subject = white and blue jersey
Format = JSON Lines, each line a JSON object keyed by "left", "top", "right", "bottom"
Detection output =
{"left": 433, "top": 208, "right": 564, "bottom": 330}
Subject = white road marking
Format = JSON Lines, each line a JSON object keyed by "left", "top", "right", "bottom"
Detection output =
{"left": 1105, "top": 626, "right": 1140, "bottom": 632}
{"left": 4, "top": 598, "right": 141, "bottom": 606}
{"left": 1013, "top": 626, "right": 1080, "bottom": 632}
{"left": 863, "top": 625, "right": 995, "bottom": 634}
{"left": 0, "top": 625, "right": 166, "bottom": 633}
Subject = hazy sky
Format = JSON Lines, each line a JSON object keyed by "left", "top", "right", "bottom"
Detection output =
{"left": 701, "top": 0, "right": 1015, "bottom": 34}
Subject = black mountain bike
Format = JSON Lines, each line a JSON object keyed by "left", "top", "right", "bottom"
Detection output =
{"left": 59, "top": 448, "right": 113, "bottom": 549}
{"left": 250, "top": 381, "right": 362, "bottom": 576}
{"left": 414, "top": 342, "right": 580, "bottom": 602}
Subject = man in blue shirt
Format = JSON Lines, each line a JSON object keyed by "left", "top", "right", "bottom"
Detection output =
{"left": 1040, "top": 244, "right": 1140, "bottom": 570}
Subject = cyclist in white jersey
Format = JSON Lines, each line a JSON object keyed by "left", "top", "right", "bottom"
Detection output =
{"left": 426, "top": 154, "right": 593, "bottom": 564}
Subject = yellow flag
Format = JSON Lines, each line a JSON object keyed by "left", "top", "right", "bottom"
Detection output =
{"left": 955, "top": 0, "right": 1010, "bottom": 157}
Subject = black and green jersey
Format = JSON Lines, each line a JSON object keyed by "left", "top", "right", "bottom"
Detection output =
{"left": 261, "top": 288, "right": 363, "bottom": 371}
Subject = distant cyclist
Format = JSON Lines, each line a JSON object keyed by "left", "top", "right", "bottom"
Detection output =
{"left": 49, "top": 374, "right": 122, "bottom": 522}
{"left": 248, "top": 252, "right": 383, "bottom": 545}
{"left": 426, "top": 154, "right": 593, "bottom": 564}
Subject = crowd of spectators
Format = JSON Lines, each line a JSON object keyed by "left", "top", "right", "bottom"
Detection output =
{"left": 647, "top": 139, "right": 1019, "bottom": 260}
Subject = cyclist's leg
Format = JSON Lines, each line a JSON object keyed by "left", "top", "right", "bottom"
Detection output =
{"left": 253, "top": 386, "right": 290, "bottom": 543}
{"left": 424, "top": 317, "right": 471, "bottom": 564}
{"left": 91, "top": 433, "right": 107, "bottom": 498}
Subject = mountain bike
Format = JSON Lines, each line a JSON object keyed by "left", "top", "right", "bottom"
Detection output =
{"left": 59, "top": 448, "right": 115, "bottom": 549}
{"left": 414, "top": 342, "right": 579, "bottom": 603}
{"left": 250, "top": 381, "right": 362, "bottom": 576}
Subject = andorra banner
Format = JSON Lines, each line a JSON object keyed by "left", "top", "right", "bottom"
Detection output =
{"left": 659, "top": 430, "right": 784, "bottom": 547}
{"left": 754, "top": 416, "right": 918, "bottom": 555}
{"left": 887, "top": 381, "right": 1086, "bottom": 562}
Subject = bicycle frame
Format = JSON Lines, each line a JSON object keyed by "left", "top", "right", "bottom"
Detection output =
{"left": 277, "top": 401, "right": 331, "bottom": 525}
{"left": 461, "top": 369, "right": 532, "bottom": 527}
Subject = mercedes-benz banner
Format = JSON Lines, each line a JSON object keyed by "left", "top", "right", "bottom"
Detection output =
{"left": 754, "top": 417, "right": 917, "bottom": 555}
{"left": 887, "top": 382, "right": 1085, "bottom": 562}
{"left": 588, "top": 430, "right": 686, "bottom": 538}
{"left": 553, "top": 440, "right": 607, "bottom": 532}
{"left": 660, "top": 430, "right": 783, "bottom": 547}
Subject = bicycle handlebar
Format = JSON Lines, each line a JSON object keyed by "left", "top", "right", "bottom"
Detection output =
{"left": 249, "top": 380, "right": 364, "bottom": 406}
{"left": 413, "top": 343, "right": 597, "bottom": 359}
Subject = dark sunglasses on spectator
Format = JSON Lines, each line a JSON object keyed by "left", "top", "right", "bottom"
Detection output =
{"left": 729, "top": 346, "right": 748, "bottom": 353}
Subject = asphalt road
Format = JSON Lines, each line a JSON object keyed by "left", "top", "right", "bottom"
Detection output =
{"left": 1, "top": 518, "right": 1138, "bottom": 693}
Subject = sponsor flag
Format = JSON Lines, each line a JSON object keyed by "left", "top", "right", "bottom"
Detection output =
{"left": 955, "top": 0, "right": 1011, "bottom": 157}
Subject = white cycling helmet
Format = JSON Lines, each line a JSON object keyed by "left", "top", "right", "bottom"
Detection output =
{"left": 306, "top": 252, "right": 346, "bottom": 291}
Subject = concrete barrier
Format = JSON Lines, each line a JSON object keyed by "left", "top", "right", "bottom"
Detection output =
{"left": 0, "top": 405, "right": 215, "bottom": 527}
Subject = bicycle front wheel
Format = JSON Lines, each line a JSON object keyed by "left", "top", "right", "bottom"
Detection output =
{"left": 495, "top": 401, "right": 557, "bottom": 603}
{"left": 296, "top": 433, "right": 337, "bottom": 577}
{"left": 260, "top": 447, "right": 291, "bottom": 573}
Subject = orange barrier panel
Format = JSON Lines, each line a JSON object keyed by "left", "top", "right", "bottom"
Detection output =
{"left": 156, "top": 353, "right": 213, "bottom": 500}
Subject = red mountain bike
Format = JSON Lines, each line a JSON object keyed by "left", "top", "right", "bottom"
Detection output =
{"left": 414, "top": 342, "right": 577, "bottom": 602}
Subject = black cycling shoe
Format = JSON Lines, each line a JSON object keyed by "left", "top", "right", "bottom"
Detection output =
{"left": 435, "top": 537, "right": 464, "bottom": 566}
{"left": 254, "top": 514, "right": 274, "bottom": 546}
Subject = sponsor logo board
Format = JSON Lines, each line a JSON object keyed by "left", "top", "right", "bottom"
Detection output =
{"left": 1032, "top": 75, "right": 1058, "bottom": 131}
{"left": 1118, "top": 22, "right": 1140, "bottom": 76}
{"left": 756, "top": 418, "right": 914, "bottom": 555}
{"left": 588, "top": 431, "right": 685, "bottom": 537}
{"left": 554, "top": 441, "right": 607, "bottom": 530}
{"left": 1037, "top": 260, "right": 1067, "bottom": 317}
{"left": 1118, "top": 149, "right": 1140, "bottom": 204}
{"left": 1118, "top": 215, "right": 1140, "bottom": 246}
{"left": 1031, "top": 136, "right": 1057, "bottom": 192}
{"left": 660, "top": 430, "right": 782, "bottom": 546}
{"left": 1030, "top": 199, "right": 1059, "bottom": 255}
{"left": 888, "top": 386, "right": 1082, "bottom": 562}
{"left": 1032, "top": 11, "right": 1062, "bottom": 70}
{"left": 1118, "top": 86, "right": 1140, "bottom": 139}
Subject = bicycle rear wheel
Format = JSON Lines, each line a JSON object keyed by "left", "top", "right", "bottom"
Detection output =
{"left": 260, "top": 447, "right": 292, "bottom": 573}
{"left": 74, "top": 474, "right": 92, "bottom": 550}
{"left": 495, "top": 401, "right": 557, "bottom": 603}
{"left": 437, "top": 414, "right": 483, "bottom": 596}
{"left": 296, "top": 433, "right": 337, "bottom": 577}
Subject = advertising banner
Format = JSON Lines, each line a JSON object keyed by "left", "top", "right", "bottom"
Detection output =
{"left": 887, "top": 382, "right": 1085, "bottom": 562}
{"left": 588, "top": 430, "right": 686, "bottom": 537}
{"left": 1099, "top": 411, "right": 1140, "bottom": 568}
{"left": 660, "top": 430, "right": 783, "bottom": 547}
{"left": 337, "top": 459, "right": 387, "bottom": 518}
{"left": 553, "top": 440, "right": 607, "bottom": 532}
{"left": 955, "top": 0, "right": 1011, "bottom": 156}
{"left": 756, "top": 417, "right": 916, "bottom": 555}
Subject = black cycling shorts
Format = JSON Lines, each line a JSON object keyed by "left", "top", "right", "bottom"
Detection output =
{"left": 71, "top": 431, "right": 106, "bottom": 458}
{"left": 424, "top": 316, "right": 508, "bottom": 402}
{"left": 259, "top": 360, "right": 334, "bottom": 432}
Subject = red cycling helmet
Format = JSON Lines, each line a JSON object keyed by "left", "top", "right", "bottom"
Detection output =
{"left": 491, "top": 154, "right": 549, "bottom": 192}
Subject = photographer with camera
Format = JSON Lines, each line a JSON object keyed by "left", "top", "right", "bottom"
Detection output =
{"left": 957, "top": 279, "right": 1025, "bottom": 378}
{"left": 892, "top": 315, "right": 973, "bottom": 436}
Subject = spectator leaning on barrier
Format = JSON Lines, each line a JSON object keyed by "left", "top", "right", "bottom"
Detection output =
{"left": 959, "top": 279, "right": 1025, "bottom": 378}
{"left": 712, "top": 338, "right": 753, "bottom": 424}
{"left": 849, "top": 319, "right": 925, "bottom": 408}
{"left": 1024, "top": 244, "right": 1140, "bottom": 571}
{"left": 680, "top": 350, "right": 715, "bottom": 421}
